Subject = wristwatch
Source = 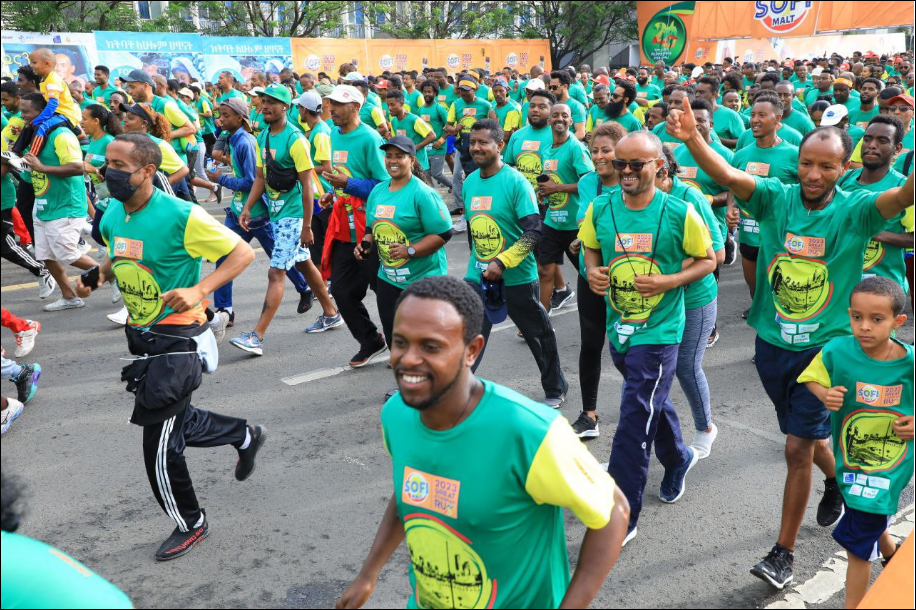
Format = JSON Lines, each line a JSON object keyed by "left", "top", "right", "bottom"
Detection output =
{"left": 407, "top": 246, "right": 417, "bottom": 259}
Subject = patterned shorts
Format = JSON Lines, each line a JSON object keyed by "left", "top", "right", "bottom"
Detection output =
{"left": 270, "top": 216, "right": 311, "bottom": 270}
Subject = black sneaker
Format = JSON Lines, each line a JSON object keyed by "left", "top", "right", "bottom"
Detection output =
{"left": 881, "top": 542, "right": 901, "bottom": 568}
{"left": 549, "top": 284, "right": 575, "bottom": 311}
{"left": 742, "top": 307, "right": 750, "bottom": 320}
{"left": 235, "top": 425, "right": 267, "bottom": 481}
{"left": 13, "top": 363, "right": 40, "bottom": 404}
{"left": 816, "top": 477, "right": 844, "bottom": 527}
{"left": 349, "top": 334, "right": 388, "bottom": 368}
{"left": 216, "top": 307, "right": 235, "bottom": 328}
{"left": 724, "top": 234, "right": 737, "bottom": 265}
{"left": 297, "top": 290, "right": 314, "bottom": 314}
{"left": 155, "top": 517, "right": 209, "bottom": 561}
{"left": 571, "top": 411, "right": 600, "bottom": 438}
{"left": 750, "top": 544, "right": 794, "bottom": 589}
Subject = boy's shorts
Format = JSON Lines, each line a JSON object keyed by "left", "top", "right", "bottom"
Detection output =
{"left": 446, "top": 135, "right": 456, "bottom": 155}
{"left": 832, "top": 506, "right": 892, "bottom": 561}
{"left": 269, "top": 217, "right": 311, "bottom": 270}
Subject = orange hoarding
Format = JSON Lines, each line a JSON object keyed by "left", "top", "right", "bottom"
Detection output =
{"left": 816, "top": 1, "right": 916, "bottom": 32}
{"left": 364, "top": 39, "right": 436, "bottom": 74}
{"left": 638, "top": 1, "right": 699, "bottom": 65}
{"left": 291, "top": 38, "right": 368, "bottom": 75}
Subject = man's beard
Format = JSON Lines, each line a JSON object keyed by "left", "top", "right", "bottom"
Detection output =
{"left": 400, "top": 362, "right": 465, "bottom": 412}
{"left": 529, "top": 116, "right": 549, "bottom": 129}
{"left": 605, "top": 99, "right": 625, "bottom": 119}
{"left": 801, "top": 186, "right": 835, "bottom": 208}
{"left": 637, "top": 77, "right": 648, "bottom": 85}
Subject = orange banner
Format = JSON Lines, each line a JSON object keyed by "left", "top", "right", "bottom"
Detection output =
{"left": 365, "top": 39, "right": 436, "bottom": 74}
{"left": 492, "top": 40, "right": 551, "bottom": 73}
{"left": 637, "top": 1, "right": 700, "bottom": 65}
{"left": 291, "top": 38, "right": 368, "bottom": 76}
{"left": 816, "top": 1, "right": 916, "bottom": 32}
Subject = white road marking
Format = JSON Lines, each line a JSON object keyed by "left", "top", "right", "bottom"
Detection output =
{"left": 281, "top": 353, "right": 388, "bottom": 386}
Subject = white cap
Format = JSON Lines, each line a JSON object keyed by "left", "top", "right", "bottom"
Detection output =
{"left": 811, "top": 66, "right": 824, "bottom": 76}
{"left": 691, "top": 66, "right": 704, "bottom": 79}
{"left": 525, "top": 79, "right": 545, "bottom": 91}
{"left": 178, "top": 87, "right": 194, "bottom": 98}
{"left": 325, "top": 84, "right": 364, "bottom": 107}
{"left": 295, "top": 90, "right": 322, "bottom": 111}
{"left": 342, "top": 72, "right": 367, "bottom": 83}
{"left": 820, "top": 104, "right": 848, "bottom": 126}
{"left": 246, "top": 86, "right": 265, "bottom": 97}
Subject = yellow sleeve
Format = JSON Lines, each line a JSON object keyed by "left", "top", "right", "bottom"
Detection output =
{"left": 53, "top": 130, "right": 82, "bottom": 164}
{"left": 682, "top": 204, "right": 713, "bottom": 258}
{"left": 41, "top": 73, "right": 64, "bottom": 100}
{"left": 446, "top": 103, "right": 457, "bottom": 124}
{"left": 289, "top": 135, "right": 314, "bottom": 172}
{"left": 578, "top": 202, "right": 600, "bottom": 249}
{"left": 413, "top": 117, "right": 433, "bottom": 138}
{"left": 851, "top": 139, "right": 863, "bottom": 163}
{"left": 255, "top": 141, "right": 263, "bottom": 169}
{"left": 797, "top": 352, "right": 832, "bottom": 387}
{"left": 504, "top": 109, "right": 520, "bottom": 132}
{"left": 370, "top": 106, "right": 386, "bottom": 128}
{"left": 901, "top": 206, "right": 914, "bottom": 232}
{"left": 163, "top": 100, "right": 189, "bottom": 128}
{"left": 184, "top": 205, "right": 241, "bottom": 261}
{"left": 201, "top": 99, "right": 212, "bottom": 115}
{"left": 158, "top": 141, "right": 185, "bottom": 175}
{"left": 313, "top": 132, "right": 332, "bottom": 164}
{"left": 525, "top": 417, "right": 616, "bottom": 529}
{"left": 1, "top": 116, "right": 24, "bottom": 144}
{"left": 585, "top": 113, "right": 595, "bottom": 133}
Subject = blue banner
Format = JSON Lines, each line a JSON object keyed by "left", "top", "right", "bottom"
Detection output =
{"left": 94, "top": 31, "right": 204, "bottom": 84}
{"left": 201, "top": 36, "right": 292, "bottom": 84}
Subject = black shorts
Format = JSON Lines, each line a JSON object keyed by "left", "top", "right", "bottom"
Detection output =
{"left": 538, "top": 225, "right": 579, "bottom": 267}
{"left": 832, "top": 507, "right": 892, "bottom": 561}
{"left": 740, "top": 243, "right": 759, "bottom": 262}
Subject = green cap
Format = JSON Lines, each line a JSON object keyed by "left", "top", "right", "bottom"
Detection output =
{"left": 259, "top": 84, "right": 292, "bottom": 106}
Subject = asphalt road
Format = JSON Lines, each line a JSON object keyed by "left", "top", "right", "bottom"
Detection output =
{"left": 1, "top": 193, "right": 913, "bottom": 609}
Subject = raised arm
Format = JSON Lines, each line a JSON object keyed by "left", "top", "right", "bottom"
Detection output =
{"left": 667, "top": 103, "right": 756, "bottom": 201}
{"left": 875, "top": 171, "right": 914, "bottom": 220}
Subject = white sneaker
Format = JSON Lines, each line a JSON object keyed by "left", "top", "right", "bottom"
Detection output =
{"left": 1, "top": 399, "right": 25, "bottom": 435}
{"left": 38, "top": 273, "right": 56, "bottom": 299}
{"left": 109, "top": 281, "right": 122, "bottom": 304}
{"left": 622, "top": 526, "right": 638, "bottom": 547}
{"left": 14, "top": 320, "right": 40, "bottom": 358}
{"left": 452, "top": 217, "right": 467, "bottom": 233}
{"left": 43, "top": 297, "right": 85, "bottom": 312}
{"left": 208, "top": 310, "right": 231, "bottom": 344}
{"left": 690, "top": 424, "right": 718, "bottom": 460}
{"left": 106, "top": 307, "right": 129, "bottom": 325}
{"left": 78, "top": 239, "right": 92, "bottom": 255}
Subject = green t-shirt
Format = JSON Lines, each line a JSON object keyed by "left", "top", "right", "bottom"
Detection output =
{"left": 26, "top": 125, "right": 85, "bottom": 221}
{"left": 405, "top": 88, "right": 423, "bottom": 112}
{"left": 476, "top": 83, "right": 493, "bottom": 103}
{"left": 569, "top": 81, "right": 589, "bottom": 108}
{"left": 491, "top": 99, "right": 522, "bottom": 133}
{"left": 149, "top": 95, "right": 191, "bottom": 161}
{"left": 673, "top": 139, "right": 734, "bottom": 239}
{"left": 78, "top": 97, "right": 94, "bottom": 111}
{"left": 711, "top": 105, "right": 746, "bottom": 143}
{"left": 329, "top": 122, "right": 388, "bottom": 241}
{"left": 731, "top": 139, "right": 799, "bottom": 248}
{"left": 100, "top": 189, "right": 240, "bottom": 327}
{"left": 305, "top": 119, "right": 334, "bottom": 196}
{"left": 578, "top": 188, "right": 713, "bottom": 352}
{"left": 0, "top": 531, "right": 133, "bottom": 609}
{"left": 367, "top": 176, "right": 452, "bottom": 287}
{"left": 848, "top": 105, "right": 880, "bottom": 131}
{"left": 541, "top": 135, "right": 594, "bottom": 231}
{"left": 736, "top": 123, "right": 802, "bottom": 150}
{"left": 254, "top": 121, "right": 314, "bottom": 220}
{"left": 92, "top": 83, "right": 120, "bottom": 108}
{"left": 575, "top": 173, "right": 619, "bottom": 278}
{"left": 228, "top": 131, "right": 269, "bottom": 218}
{"left": 805, "top": 87, "right": 833, "bottom": 107}
{"left": 85, "top": 132, "right": 114, "bottom": 211}
{"left": 176, "top": 97, "right": 203, "bottom": 145}
{"left": 781, "top": 110, "right": 815, "bottom": 136}
{"left": 848, "top": 125, "right": 866, "bottom": 149}
{"left": 216, "top": 88, "right": 246, "bottom": 105}
{"left": 390, "top": 112, "right": 434, "bottom": 171}
{"left": 798, "top": 336, "right": 914, "bottom": 515}
{"left": 609, "top": 111, "right": 643, "bottom": 134}
{"left": 196, "top": 97, "right": 216, "bottom": 135}
{"left": 415, "top": 101, "right": 449, "bottom": 157}
{"left": 838, "top": 168, "right": 909, "bottom": 291}
{"left": 448, "top": 97, "right": 494, "bottom": 136}
{"left": 669, "top": 177, "right": 723, "bottom": 310}
{"left": 366, "top": 90, "right": 382, "bottom": 108}
{"left": 502, "top": 124, "right": 554, "bottom": 191}
{"left": 565, "top": 97, "right": 587, "bottom": 126}
{"left": 463, "top": 164, "right": 540, "bottom": 286}
{"left": 382, "top": 378, "right": 616, "bottom": 609}
{"left": 586, "top": 103, "right": 607, "bottom": 133}
{"left": 892, "top": 150, "right": 913, "bottom": 176}
{"left": 742, "top": 178, "right": 889, "bottom": 350}
{"left": 249, "top": 109, "right": 265, "bottom": 137}
{"left": 635, "top": 82, "right": 662, "bottom": 102}
{"left": 437, "top": 84, "right": 457, "bottom": 110}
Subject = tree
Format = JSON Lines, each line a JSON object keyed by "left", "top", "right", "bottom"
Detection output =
{"left": 370, "top": 1, "right": 515, "bottom": 40}
{"left": 194, "top": 1, "right": 357, "bottom": 38}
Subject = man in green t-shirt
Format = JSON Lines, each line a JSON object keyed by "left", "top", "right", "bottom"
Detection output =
{"left": 696, "top": 76, "right": 745, "bottom": 149}
{"left": 386, "top": 90, "right": 435, "bottom": 174}
{"left": 416, "top": 79, "right": 452, "bottom": 191}
{"left": 635, "top": 67, "right": 662, "bottom": 107}
{"left": 548, "top": 70, "right": 587, "bottom": 140}
{"left": 464, "top": 119, "right": 568, "bottom": 407}
{"left": 488, "top": 78, "right": 521, "bottom": 142}
{"left": 774, "top": 81, "right": 815, "bottom": 136}
{"left": 579, "top": 130, "right": 716, "bottom": 542}
{"left": 337, "top": 276, "right": 629, "bottom": 610}
{"left": 91, "top": 65, "right": 121, "bottom": 108}
{"left": 20, "top": 93, "right": 98, "bottom": 311}
{"left": 667, "top": 101, "right": 915, "bottom": 590}
{"left": 848, "top": 78, "right": 883, "bottom": 130}
{"left": 605, "top": 79, "right": 643, "bottom": 134}
{"left": 444, "top": 75, "right": 492, "bottom": 219}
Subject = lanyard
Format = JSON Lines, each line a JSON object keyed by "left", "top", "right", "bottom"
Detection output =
{"left": 606, "top": 189, "right": 667, "bottom": 278}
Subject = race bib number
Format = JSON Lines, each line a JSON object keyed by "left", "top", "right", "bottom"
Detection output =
{"left": 521, "top": 140, "right": 540, "bottom": 151}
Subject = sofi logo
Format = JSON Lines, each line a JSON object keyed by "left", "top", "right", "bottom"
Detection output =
{"left": 379, "top": 54, "right": 394, "bottom": 70}
{"left": 446, "top": 53, "right": 461, "bottom": 70}
{"left": 754, "top": 1, "right": 813, "bottom": 34}
{"left": 304, "top": 55, "right": 321, "bottom": 72}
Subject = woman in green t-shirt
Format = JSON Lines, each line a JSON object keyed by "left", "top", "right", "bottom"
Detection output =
{"left": 80, "top": 103, "right": 122, "bottom": 216}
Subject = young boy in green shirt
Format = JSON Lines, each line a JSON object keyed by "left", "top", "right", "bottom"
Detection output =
{"left": 798, "top": 276, "right": 914, "bottom": 609}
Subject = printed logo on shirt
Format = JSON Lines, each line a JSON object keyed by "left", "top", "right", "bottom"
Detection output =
{"left": 373, "top": 220, "right": 409, "bottom": 269}
{"left": 375, "top": 205, "right": 396, "bottom": 219}
{"left": 607, "top": 253, "right": 663, "bottom": 322}
{"left": 784, "top": 233, "right": 826, "bottom": 257}
{"left": 614, "top": 233, "right": 653, "bottom": 253}
{"left": 863, "top": 239, "right": 885, "bottom": 271}
{"left": 469, "top": 196, "right": 492, "bottom": 211}
{"left": 396, "top": 129, "right": 407, "bottom": 137}
{"left": 332, "top": 150, "right": 349, "bottom": 163}
{"left": 678, "top": 166, "right": 698, "bottom": 179}
{"left": 543, "top": 159, "right": 558, "bottom": 171}
{"left": 767, "top": 254, "right": 831, "bottom": 322}
{"left": 521, "top": 140, "right": 541, "bottom": 151}
{"left": 469, "top": 214, "right": 505, "bottom": 261}
{"left": 840, "top": 409, "right": 908, "bottom": 473}
{"left": 462, "top": 108, "right": 477, "bottom": 117}
{"left": 112, "top": 237, "right": 144, "bottom": 260}
{"left": 421, "top": 114, "right": 431, "bottom": 122}
{"left": 855, "top": 382, "right": 903, "bottom": 407}
{"left": 401, "top": 466, "right": 460, "bottom": 518}
{"left": 745, "top": 162, "right": 771, "bottom": 176}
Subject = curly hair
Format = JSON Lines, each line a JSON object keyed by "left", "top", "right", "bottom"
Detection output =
{"left": 395, "top": 276, "right": 484, "bottom": 345}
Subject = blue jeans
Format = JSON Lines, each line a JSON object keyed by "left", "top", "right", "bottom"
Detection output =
{"left": 675, "top": 299, "right": 717, "bottom": 431}
{"left": 608, "top": 342, "right": 690, "bottom": 529}
{"left": 213, "top": 209, "right": 309, "bottom": 309}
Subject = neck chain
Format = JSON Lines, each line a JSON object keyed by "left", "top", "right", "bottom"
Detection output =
{"left": 805, "top": 189, "right": 835, "bottom": 216}
{"left": 125, "top": 193, "right": 153, "bottom": 223}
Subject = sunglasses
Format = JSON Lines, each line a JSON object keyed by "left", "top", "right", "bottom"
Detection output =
{"left": 548, "top": 85, "right": 560, "bottom": 90}
{"left": 611, "top": 158, "right": 658, "bottom": 172}
{"left": 611, "top": 93, "right": 624, "bottom": 100}
{"left": 888, "top": 105, "right": 913, "bottom": 112}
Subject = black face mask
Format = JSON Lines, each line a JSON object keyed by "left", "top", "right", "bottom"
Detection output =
{"left": 104, "top": 167, "right": 142, "bottom": 202}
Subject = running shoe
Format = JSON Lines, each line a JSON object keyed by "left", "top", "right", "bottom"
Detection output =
{"left": 43, "top": 297, "right": 84, "bottom": 312}
{"left": 742, "top": 307, "right": 750, "bottom": 320}
{"left": 452, "top": 217, "right": 467, "bottom": 233}
{"left": 349, "top": 335, "right": 387, "bottom": 368}
{"left": 723, "top": 234, "right": 737, "bottom": 265}
{"left": 549, "top": 284, "right": 575, "bottom": 311}
{"left": 12, "top": 363, "right": 41, "bottom": 404}
{"left": 107, "top": 307, "right": 129, "bottom": 325}
{"left": 571, "top": 411, "right": 600, "bottom": 438}
{"left": 543, "top": 394, "right": 566, "bottom": 409}
{"left": 14, "top": 320, "right": 40, "bottom": 358}
{"left": 235, "top": 425, "right": 267, "bottom": 481}
{"left": 750, "top": 545, "right": 794, "bottom": 589}
{"left": 297, "top": 290, "right": 314, "bottom": 314}
{"left": 208, "top": 310, "right": 231, "bottom": 345}
{"left": 306, "top": 312, "right": 344, "bottom": 333}
{"left": 155, "top": 517, "right": 209, "bottom": 561}
{"left": 1, "top": 399, "right": 25, "bottom": 435}
{"left": 229, "top": 332, "right": 264, "bottom": 356}
{"left": 215, "top": 307, "right": 235, "bottom": 328}
{"left": 690, "top": 424, "right": 718, "bottom": 460}
{"left": 110, "top": 281, "right": 122, "bottom": 304}
{"left": 77, "top": 237, "right": 92, "bottom": 255}
{"left": 622, "top": 525, "right": 638, "bottom": 547}
{"left": 707, "top": 328, "right": 720, "bottom": 348}
{"left": 659, "top": 447, "right": 698, "bottom": 503}
{"left": 38, "top": 272, "right": 56, "bottom": 299}
{"left": 816, "top": 477, "right": 844, "bottom": 527}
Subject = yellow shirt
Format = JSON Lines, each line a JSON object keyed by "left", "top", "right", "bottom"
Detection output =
{"left": 39, "top": 72, "right": 81, "bottom": 126}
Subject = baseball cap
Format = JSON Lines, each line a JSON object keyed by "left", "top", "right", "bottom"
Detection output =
{"left": 375, "top": 79, "right": 391, "bottom": 89}
{"left": 457, "top": 76, "right": 478, "bottom": 91}
{"left": 342, "top": 72, "right": 367, "bottom": 83}
{"left": 380, "top": 135, "right": 417, "bottom": 156}
{"left": 480, "top": 278, "right": 508, "bottom": 324}
{"left": 295, "top": 90, "right": 323, "bottom": 112}
{"left": 178, "top": 87, "right": 194, "bottom": 98}
{"left": 820, "top": 104, "right": 848, "bottom": 126}
{"left": 325, "top": 84, "right": 364, "bottom": 107}
{"left": 592, "top": 74, "right": 611, "bottom": 88}
{"left": 121, "top": 69, "right": 154, "bottom": 87}
{"left": 887, "top": 94, "right": 915, "bottom": 108}
{"left": 219, "top": 98, "right": 252, "bottom": 130}
{"left": 258, "top": 84, "right": 292, "bottom": 106}
{"left": 525, "top": 79, "right": 545, "bottom": 91}
{"left": 834, "top": 77, "right": 854, "bottom": 88}
{"left": 246, "top": 86, "right": 265, "bottom": 97}
{"left": 491, "top": 77, "right": 509, "bottom": 89}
